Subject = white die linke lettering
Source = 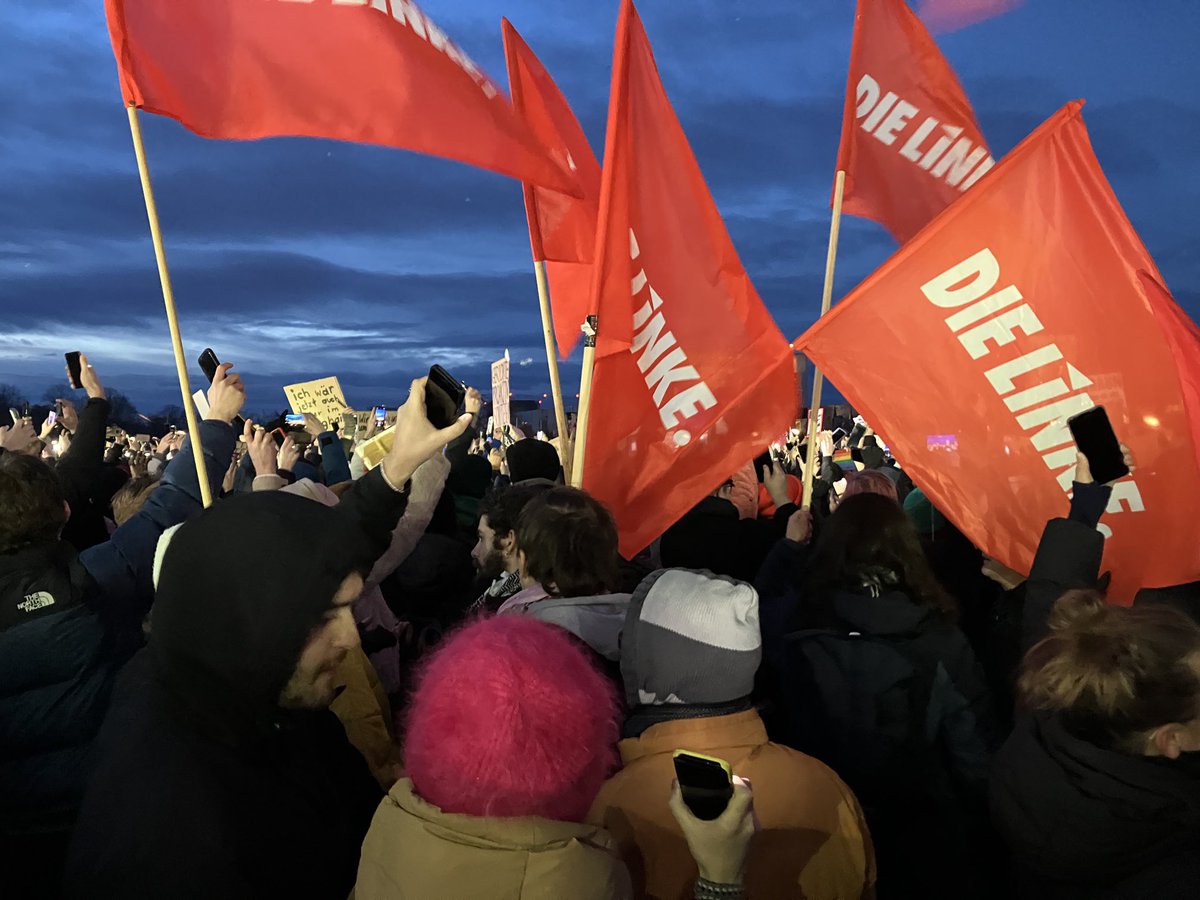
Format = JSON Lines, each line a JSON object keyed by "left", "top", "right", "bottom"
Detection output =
{"left": 920, "top": 248, "right": 1145, "bottom": 539}
{"left": 627, "top": 229, "right": 717, "bottom": 448}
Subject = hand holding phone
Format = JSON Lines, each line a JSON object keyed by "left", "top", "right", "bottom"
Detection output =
{"left": 196, "top": 349, "right": 246, "bottom": 431}
{"left": 425, "top": 365, "right": 466, "bottom": 430}
{"left": 672, "top": 750, "right": 734, "bottom": 821}
{"left": 1068, "top": 406, "right": 1130, "bottom": 485}
{"left": 65, "top": 351, "right": 83, "bottom": 390}
{"left": 669, "top": 756, "right": 756, "bottom": 887}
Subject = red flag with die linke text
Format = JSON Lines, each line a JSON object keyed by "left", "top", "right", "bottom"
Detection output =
{"left": 502, "top": 18, "right": 602, "bottom": 357}
{"left": 836, "top": 0, "right": 993, "bottom": 244}
{"left": 796, "top": 102, "right": 1200, "bottom": 603}
{"left": 582, "top": 0, "right": 797, "bottom": 559}
{"left": 105, "top": 0, "right": 575, "bottom": 193}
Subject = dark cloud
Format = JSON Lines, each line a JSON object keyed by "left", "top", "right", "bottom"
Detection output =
{"left": 0, "top": 0, "right": 1197, "bottom": 414}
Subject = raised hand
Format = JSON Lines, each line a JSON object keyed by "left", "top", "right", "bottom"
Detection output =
{"left": 762, "top": 458, "right": 789, "bottom": 507}
{"left": 205, "top": 363, "right": 246, "bottom": 425}
{"left": 243, "top": 420, "right": 278, "bottom": 477}
{"left": 1074, "top": 445, "right": 1135, "bottom": 487}
{"left": 0, "top": 419, "right": 37, "bottom": 454}
{"left": 59, "top": 399, "right": 79, "bottom": 434}
{"left": 381, "top": 376, "right": 473, "bottom": 489}
{"left": 464, "top": 386, "right": 483, "bottom": 419}
{"left": 277, "top": 434, "right": 301, "bottom": 473}
{"left": 76, "top": 353, "right": 106, "bottom": 400}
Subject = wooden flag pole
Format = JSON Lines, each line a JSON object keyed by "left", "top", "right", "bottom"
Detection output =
{"left": 569, "top": 315, "right": 598, "bottom": 487}
{"left": 801, "top": 169, "right": 847, "bottom": 509}
{"left": 126, "top": 105, "right": 213, "bottom": 508}
{"left": 533, "top": 260, "right": 573, "bottom": 484}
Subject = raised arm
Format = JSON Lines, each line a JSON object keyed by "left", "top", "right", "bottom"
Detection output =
{"left": 79, "top": 364, "right": 246, "bottom": 624}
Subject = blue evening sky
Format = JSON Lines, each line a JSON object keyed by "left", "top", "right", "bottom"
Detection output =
{"left": 1, "top": 0, "right": 1196, "bottom": 414}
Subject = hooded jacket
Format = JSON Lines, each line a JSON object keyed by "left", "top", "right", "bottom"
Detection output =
{"left": 355, "top": 779, "right": 632, "bottom": 900}
{"left": 0, "top": 420, "right": 233, "bottom": 832}
{"left": 991, "top": 713, "right": 1200, "bottom": 899}
{"left": 592, "top": 569, "right": 875, "bottom": 899}
{"left": 590, "top": 711, "right": 875, "bottom": 900}
{"left": 65, "top": 471, "right": 407, "bottom": 899}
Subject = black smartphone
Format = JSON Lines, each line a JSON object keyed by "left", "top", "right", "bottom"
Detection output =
{"left": 65, "top": 351, "right": 83, "bottom": 390}
{"left": 373, "top": 405, "right": 387, "bottom": 425}
{"left": 673, "top": 751, "right": 733, "bottom": 821}
{"left": 425, "top": 365, "right": 466, "bottom": 430}
{"left": 196, "top": 348, "right": 245, "bottom": 431}
{"left": 198, "top": 348, "right": 221, "bottom": 383}
{"left": 753, "top": 449, "right": 773, "bottom": 483}
{"left": 831, "top": 427, "right": 848, "bottom": 445}
{"left": 1069, "top": 406, "right": 1129, "bottom": 485}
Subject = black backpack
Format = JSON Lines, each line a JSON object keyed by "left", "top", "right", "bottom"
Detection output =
{"left": 778, "top": 625, "right": 953, "bottom": 806}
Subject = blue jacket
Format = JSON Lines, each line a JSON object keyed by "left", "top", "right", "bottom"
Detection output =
{"left": 0, "top": 421, "right": 235, "bottom": 829}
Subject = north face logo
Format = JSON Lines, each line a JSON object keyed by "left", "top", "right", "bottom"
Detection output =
{"left": 17, "top": 592, "right": 55, "bottom": 613}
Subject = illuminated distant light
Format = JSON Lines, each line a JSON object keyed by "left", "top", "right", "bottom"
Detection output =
{"left": 1144, "top": 415, "right": 1161, "bottom": 428}
{"left": 789, "top": 343, "right": 795, "bottom": 349}
{"left": 543, "top": 393, "right": 548, "bottom": 398}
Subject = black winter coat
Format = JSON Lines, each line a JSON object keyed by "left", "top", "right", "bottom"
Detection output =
{"left": 65, "top": 468, "right": 406, "bottom": 900}
{"left": 0, "top": 421, "right": 234, "bottom": 832}
{"left": 992, "top": 712, "right": 1200, "bottom": 899}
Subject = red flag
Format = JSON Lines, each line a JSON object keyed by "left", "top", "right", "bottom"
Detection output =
{"left": 917, "top": 0, "right": 1024, "bottom": 33}
{"left": 105, "top": 0, "right": 575, "bottom": 193}
{"left": 836, "top": 0, "right": 993, "bottom": 243}
{"left": 1138, "top": 271, "right": 1200, "bottom": 476}
{"left": 502, "top": 19, "right": 602, "bottom": 356}
{"left": 582, "top": 0, "right": 797, "bottom": 558}
{"left": 796, "top": 102, "right": 1200, "bottom": 602}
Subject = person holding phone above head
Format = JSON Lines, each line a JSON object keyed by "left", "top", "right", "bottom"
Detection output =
{"left": 987, "top": 444, "right": 1200, "bottom": 899}
{"left": 1, "top": 358, "right": 245, "bottom": 896}
{"left": 64, "top": 377, "right": 471, "bottom": 900}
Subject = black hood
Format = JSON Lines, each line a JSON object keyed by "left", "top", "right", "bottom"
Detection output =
{"left": 150, "top": 491, "right": 376, "bottom": 741}
{"left": 991, "top": 712, "right": 1200, "bottom": 887}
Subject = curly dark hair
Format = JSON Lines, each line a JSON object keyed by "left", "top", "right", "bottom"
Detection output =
{"left": 804, "top": 492, "right": 956, "bottom": 619}
{"left": 515, "top": 487, "right": 620, "bottom": 599}
{"left": 479, "top": 482, "right": 554, "bottom": 539}
{"left": 0, "top": 452, "right": 68, "bottom": 555}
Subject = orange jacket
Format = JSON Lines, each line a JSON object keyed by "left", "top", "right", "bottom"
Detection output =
{"left": 588, "top": 710, "right": 876, "bottom": 900}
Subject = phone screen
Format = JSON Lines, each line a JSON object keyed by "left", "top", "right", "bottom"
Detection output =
{"left": 425, "top": 365, "right": 466, "bottom": 430}
{"left": 673, "top": 751, "right": 733, "bottom": 821}
{"left": 1069, "top": 406, "right": 1129, "bottom": 485}
{"left": 285, "top": 414, "right": 305, "bottom": 426}
{"left": 753, "top": 450, "right": 772, "bottom": 483}
{"left": 373, "top": 406, "right": 387, "bottom": 424}
{"left": 65, "top": 351, "right": 83, "bottom": 390}
{"left": 47, "top": 411, "right": 57, "bottom": 427}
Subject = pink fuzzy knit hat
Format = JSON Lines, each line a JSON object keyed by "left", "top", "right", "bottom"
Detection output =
{"left": 404, "top": 616, "right": 619, "bottom": 823}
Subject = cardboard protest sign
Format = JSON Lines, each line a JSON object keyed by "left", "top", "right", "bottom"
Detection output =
{"left": 284, "top": 377, "right": 348, "bottom": 425}
{"left": 491, "top": 353, "right": 511, "bottom": 430}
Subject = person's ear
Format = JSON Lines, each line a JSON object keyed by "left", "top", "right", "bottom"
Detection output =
{"left": 1150, "top": 724, "right": 1185, "bottom": 759}
{"left": 517, "top": 548, "right": 529, "bottom": 579}
{"left": 497, "top": 530, "right": 516, "bottom": 556}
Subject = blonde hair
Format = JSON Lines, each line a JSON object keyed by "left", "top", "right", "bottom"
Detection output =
{"left": 1019, "top": 590, "right": 1200, "bottom": 752}
{"left": 112, "top": 476, "right": 161, "bottom": 526}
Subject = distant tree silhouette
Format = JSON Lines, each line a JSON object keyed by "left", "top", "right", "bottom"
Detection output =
{"left": 0, "top": 383, "right": 28, "bottom": 414}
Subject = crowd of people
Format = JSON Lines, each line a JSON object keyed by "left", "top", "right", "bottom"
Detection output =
{"left": 3, "top": 353, "right": 1199, "bottom": 899}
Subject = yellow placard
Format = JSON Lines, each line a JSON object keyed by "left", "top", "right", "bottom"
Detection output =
{"left": 283, "top": 377, "right": 348, "bottom": 425}
{"left": 357, "top": 427, "right": 394, "bottom": 471}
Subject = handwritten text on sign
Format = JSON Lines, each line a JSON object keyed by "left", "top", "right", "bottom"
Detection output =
{"left": 284, "top": 377, "right": 348, "bottom": 424}
{"left": 491, "top": 356, "right": 511, "bottom": 431}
